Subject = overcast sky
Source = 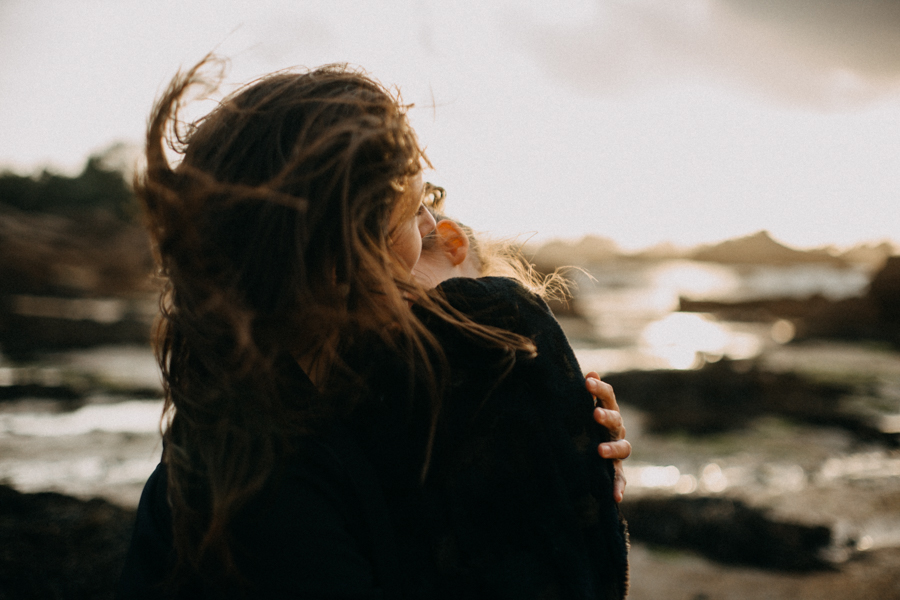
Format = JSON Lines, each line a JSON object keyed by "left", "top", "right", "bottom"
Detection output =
{"left": 2, "top": 0, "right": 900, "bottom": 250}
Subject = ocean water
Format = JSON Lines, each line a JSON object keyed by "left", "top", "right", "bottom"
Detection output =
{"left": 571, "top": 260, "right": 871, "bottom": 372}
{"left": 0, "top": 346, "right": 163, "bottom": 505}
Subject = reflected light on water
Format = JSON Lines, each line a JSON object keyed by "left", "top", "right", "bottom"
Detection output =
{"left": 763, "top": 463, "right": 806, "bottom": 492}
{"left": 0, "top": 456, "right": 159, "bottom": 493}
{"left": 817, "top": 452, "right": 900, "bottom": 482}
{"left": 0, "top": 400, "right": 164, "bottom": 437}
{"left": 624, "top": 464, "right": 700, "bottom": 494}
{"left": 770, "top": 319, "right": 796, "bottom": 344}
{"left": 638, "top": 465, "right": 681, "bottom": 488}
{"left": 632, "top": 262, "right": 743, "bottom": 315}
{"left": 12, "top": 295, "right": 127, "bottom": 324}
{"left": 700, "top": 463, "right": 728, "bottom": 493}
{"left": 650, "top": 261, "right": 742, "bottom": 301}
{"left": 625, "top": 460, "right": 823, "bottom": 496}
{"left": 640, "top": 312, "right": 763, "bottom": 369}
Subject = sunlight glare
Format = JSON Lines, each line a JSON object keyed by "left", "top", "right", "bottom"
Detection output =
{"left": 770, "top": 319, "right": 796, "bottom": 344}
{"left": 638, "top": 465, "right": 681, "bottom": 488}
{"left": 624, "top": 464, "right": 700, "bottom": 494}
{"left": 651, "top": 261, "right": 741, "bottom": 301}
{"left": 640, "top": 312, "right": 762, "bottom": 369}
{"left": 700, "top": 463, "right": 727, "bottom": 493}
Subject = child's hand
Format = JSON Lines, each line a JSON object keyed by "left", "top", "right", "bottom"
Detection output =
{"left": 585, "top": 372, "right": 631, "bottom": 503}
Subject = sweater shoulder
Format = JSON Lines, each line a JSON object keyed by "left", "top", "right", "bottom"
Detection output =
{"left": 430, "top": 276, "right": 553, "bottom": 332}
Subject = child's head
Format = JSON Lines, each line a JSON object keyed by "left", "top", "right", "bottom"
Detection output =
{"left": 413, "top": 213, "right": 483, "bottom": 287}
{"left": 414, "top": 209, "right": 567, "bottom": 300}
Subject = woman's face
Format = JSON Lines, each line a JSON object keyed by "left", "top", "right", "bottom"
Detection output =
{"left": 390, "top": 174, "right": 437, "bottom": 272}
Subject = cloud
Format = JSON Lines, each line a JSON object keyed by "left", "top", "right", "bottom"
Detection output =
{"left": 242, "top": 13, "right": 336, "bottom": 66}
{"left": 506, "top": 0, "right": 900, "bottom": 108}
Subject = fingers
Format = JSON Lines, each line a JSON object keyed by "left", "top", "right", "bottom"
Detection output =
{"left": 612, "top": 461, "right": 627, "bottom": 503}
{"left": 598, "top": 438, "right": 631, "bottom": 460}
{"left": 585, "top": 372, "right": 629, "bottom": 502}
{"left": 594, "top": 407, "right": 625, "bottom": 441}
{"left": 599, "top": 426, "right": 631, "bottom": 503}
{"left": 585, "top": 372, "right": 619, "bottom": 411}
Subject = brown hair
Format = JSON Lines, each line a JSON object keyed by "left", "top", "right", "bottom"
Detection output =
{"left": 138, "top": 57, "right": 534, "bottom": 584}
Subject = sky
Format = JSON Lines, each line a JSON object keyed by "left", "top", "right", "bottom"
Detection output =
{"left": 2, "top": 0, "right": 900, "bottom": 250}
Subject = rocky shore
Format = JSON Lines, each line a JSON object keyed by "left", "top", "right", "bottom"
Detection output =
{"left": 0, "top": 202, "right": 155, "bottom": 360}
{"left": 3, "top": 348, "right": 899, "bottom": 599}
{"left": 0, "top": 485, "right": 135, "bottom": 600}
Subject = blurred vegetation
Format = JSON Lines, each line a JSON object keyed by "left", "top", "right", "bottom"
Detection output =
{"left": 0, "top": 151, "right": 136, "bottom": 220}
{"left": 0, "top": 146, "right": 154, "bottom": 323}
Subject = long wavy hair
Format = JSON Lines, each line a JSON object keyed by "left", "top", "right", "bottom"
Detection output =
{"left": 138, "top": 57, "right": 535, "bottom": 583}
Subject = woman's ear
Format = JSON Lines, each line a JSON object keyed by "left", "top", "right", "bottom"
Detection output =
{"left": 435, "top": 220, "right": 470, "bottom": 266}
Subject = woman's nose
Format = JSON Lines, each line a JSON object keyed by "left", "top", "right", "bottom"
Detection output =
{"left": 418, "top": 207, "right": 436, "bottom": 238}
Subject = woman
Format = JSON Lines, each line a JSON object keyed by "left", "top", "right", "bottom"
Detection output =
{"left": 118, "top": 58, "right": 628, "bottom": 599}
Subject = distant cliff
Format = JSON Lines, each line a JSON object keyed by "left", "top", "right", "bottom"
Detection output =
{"left": 528, "top": 230, "right": 894, "bottom": 272}
{"left": 690, "top": 231, "right": 847, "bottom": 267}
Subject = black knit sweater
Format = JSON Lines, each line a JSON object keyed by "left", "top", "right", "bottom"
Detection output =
{"left": 117, "top": 277, "right": 628, "bottom": 599}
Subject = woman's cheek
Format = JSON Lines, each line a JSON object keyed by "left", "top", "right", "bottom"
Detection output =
{"left": 391, "top": 219, "right": 422, "bottom": 272}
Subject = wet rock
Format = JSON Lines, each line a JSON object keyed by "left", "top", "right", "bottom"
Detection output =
{"left": 605, "top": 361, "right": 767, "bottom": 434}
{"left": 797, "top": 296, "right": 883, "bottom": 341}
{"left": 0, "top": 204, "right": 157, "bottom": 358}
{"left": 0, "top": 205, "right": 153, "bottom": 298}
{"left": 0, "top": 300, "right": 153, "bottom": 360}
{"left": 0, "top": 484, "right": 136, "bottom": 600}
{"left": 868, "top": 256, "right": 900, "bottom": 340}
{"left": 603, "top": 360, "right": 899, "bottom": 444}
{"left": 621, "top": 495, "right": 835, "bottom": 571}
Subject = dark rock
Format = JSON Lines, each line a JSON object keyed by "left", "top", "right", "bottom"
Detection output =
{"left": 679, "top": 294, "right": 848, "bottom": 323}
{"left": 603, "top": 360, "right": 897, "bottom": 444}
{"left": 0, "top": 484, "right": 136, "bottom": 600}
{"left": 621, "top": 496, "right": 835, "bottom": 571}
{"left": 604, "top": 361, "right": 767, "bottom": 434}
{"left": 0, "top": 382, "right": 84, "bottom": 402}
{"left": 0, "top": 204, "right": 153, "bottom": 298}
{"left": 796, "top": 296, "right": 882, "bottom": 341}
{"left": 0, "top": 203, "right": 157, "bottom": 357}
{"left": 868, "top": 256, "right": 900, "bottom": 339}
{"left": 0, "top": 304, "right": 153, "bottom": 361}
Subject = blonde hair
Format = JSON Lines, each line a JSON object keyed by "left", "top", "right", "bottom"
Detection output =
{"left": 423, "top": 190, "right": 571, "bottom": 302}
